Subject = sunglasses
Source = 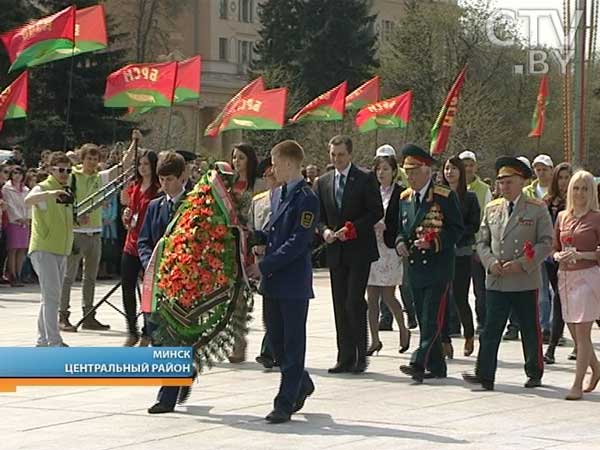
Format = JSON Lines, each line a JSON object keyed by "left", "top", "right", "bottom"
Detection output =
{"left": 52, "top": 167, "right": 72, "bottom": 174}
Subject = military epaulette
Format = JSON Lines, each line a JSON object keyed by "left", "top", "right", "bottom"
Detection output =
{"left": 525, "top": 197, "right": 545, "bottom": 206}
{"left": 400, "top": 188, "right": 413, "bottom": 200}
{"left": 486, "top": 198, "right": 504, "bottom": 208}
{"left": 252, "top": 190, "right": 269, "bottom": 201}
{"left": 433, "top": 185, "right": 451, "bottom": 198}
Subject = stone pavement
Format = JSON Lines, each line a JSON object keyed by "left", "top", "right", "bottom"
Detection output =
{"left": 1, "top": 270, "right": 600, "bottom": 450}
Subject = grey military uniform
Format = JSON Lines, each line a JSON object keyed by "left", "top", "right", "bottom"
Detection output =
{"left": 477, "top": 195, "right": 553, "bottom": 291}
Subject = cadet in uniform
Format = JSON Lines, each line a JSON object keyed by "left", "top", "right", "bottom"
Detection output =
{"left": 463, "top": 156, "right": 553, "bottom": 391}
{"left": 384, "top": 144, "right": 464, "bottom": 383}
{"left": 247, "top": 140, "right": 319, "bottom": 424}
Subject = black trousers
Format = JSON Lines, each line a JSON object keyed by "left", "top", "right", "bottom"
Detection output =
{"left": 443, "top": 256, "right": 475, "bottom": 341}
{"left": 545, "top": 261, "right": 564, "bottom": 348}
{"left": 265, "top": 296, "right": 313, "bottom": 414}
{"left": 411, "top": 282, "right": 449, "bottom": 376}
{"left": 121, "top": 252, "right": 144, "bottom": 336}
{"left": 476, "top": 290, "right": 544, "bottom": 383}
{"left": 330, "top": 262, "right": 370, "bottom": 366}
{"left": 472, "top": 253, "right": 487, "bottom": 329}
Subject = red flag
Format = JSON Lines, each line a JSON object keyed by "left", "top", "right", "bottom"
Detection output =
{"left": 174, "top": 56, "right": 201, "bottom": 104}
{"left": 0, "top": 6, "right": 75, "bottom": 72}
{"left": 355, "top": 91, "right": 412, "bottom": 133}
{"left": 205, "top": 77, "right": 265, "bottom": 137}
{"left": 0, "top": 71, "right": 29, "bottom": 132}
{"left": 220, "top": 88, "right": 287, "bottom": 133}
{"left": 345, "top": 76, "right": 380, "bottom": 111}
{"left": 430, "top": 66, "right": 467, "bottom": 155}
{"left": 529, "top": 75, "right": 549, "bottom": 138}
{"left": 104, "top": 62, "right": 178, "bottom": 108}
{"left": 290, "top": 81, "right": 347, "bottom": 123}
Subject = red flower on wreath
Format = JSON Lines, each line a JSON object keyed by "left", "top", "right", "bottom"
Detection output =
{"left": 523, "top": 240, "right": 535, "bottom": 260}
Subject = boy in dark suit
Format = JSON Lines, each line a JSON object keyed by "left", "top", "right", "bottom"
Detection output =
{"left": 247, "top": 140, "right": 319, "bottom": 424}
{"left": 137, "top": 151, "right": 190, "bottom": 414}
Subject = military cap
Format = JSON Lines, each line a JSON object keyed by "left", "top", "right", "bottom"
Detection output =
{"left": 176, "top": 150, "right": 197, "bottom": 162}
{"left": 400, "top": 144, "right": 435, "bottom": 169}
{"left": 495, "top": 156, "right": 533, "bottom": 179}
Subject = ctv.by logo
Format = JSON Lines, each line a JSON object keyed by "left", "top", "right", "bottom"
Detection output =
{"left": 486, "top": 8, "right": 584, "bottom": 75}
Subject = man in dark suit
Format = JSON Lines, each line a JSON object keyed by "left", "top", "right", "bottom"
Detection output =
{"left": 248, "top": 140, "right": 319, "bottom": 424}
{"left": 315, "top": 135, "right": 384, "bottom": 374}
{"left": 137, "top": 151, "right": 193, "bottom": 414}
{"left": 384, "top": 144, "right": 464, "bottom": 383}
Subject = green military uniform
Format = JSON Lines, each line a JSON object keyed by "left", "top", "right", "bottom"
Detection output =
{"left": 470, "top": 157, "right": 553, "bottom": 389}
{"left": 390, "top": 145, "right": 464, "bottom": 382}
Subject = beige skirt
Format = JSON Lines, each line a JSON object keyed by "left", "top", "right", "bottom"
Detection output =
{"left": 558, "top": 265, "right": 600, "bottom": 323}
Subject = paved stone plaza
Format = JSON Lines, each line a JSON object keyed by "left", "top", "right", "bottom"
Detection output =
{"left": 1, "top": 270, "right": 599, "bottom": 450}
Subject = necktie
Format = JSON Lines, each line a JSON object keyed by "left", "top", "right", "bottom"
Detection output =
{"left": 415, "top": 192, "right": 421, "bottom": 210}
{"left": 508, "top": 201, "right": 514, "bottom": 216}
{"left": 336, "top": 174, "right": 345, "bottom": 209}
{"left": 168, "top": 199, "right": 174, "bottom": 216}
{"left": 280, "top": 184, "right": 287, "bottom": 203}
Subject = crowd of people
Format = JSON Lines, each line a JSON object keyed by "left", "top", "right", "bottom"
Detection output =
{"left": 2, "top": 131, "right": 600, "bottom": 422}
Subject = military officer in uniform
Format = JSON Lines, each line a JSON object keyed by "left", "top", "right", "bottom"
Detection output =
{"left": 247, "top": 140, "right": 319, "bottom": 424}
{"left": 384, "top": 144, "right": 464, "bottom": 383}
{"left": 463, "top": 156, "right": 553, "bottom": 391}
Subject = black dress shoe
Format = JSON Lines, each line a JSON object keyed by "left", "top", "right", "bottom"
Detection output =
{"left": 407, "top": 318, "right": 418, "bottom": 330}
{"left": 351, "top": 361, "right": 367, "bottom": 374}
{"left": 503, "top": 328, "right": 519, "bottom": 341}
{"left": 524, "top": 378, "right": 542, "bottom": 388}
{"left": 378, "top": 321, "right": 393, "bottom": 331}
{"left": 265, "top": 409, "right": 291, "bottom": 424}
{"left": 423, "top": 371, "right": 447, "bottom": 379}
{"left": 462, "top": 372, "right": 494, "bottom": 390}
{"left": 328, "top": 364, "right": 352, "bottom": 374}
{"left": 400, "top": 364, "right": 424, "bottom": 383}
{"left": 148, "top": 403, "right": 175, "bottom": 414}
{"left": 177, "top": 369, "right": 197, "bottom": 405}
{"left": 256, "top": 355, "right": 275, "bottom": 369}
{"left": 293, "top": 382, "right": 315, "bottom": 413}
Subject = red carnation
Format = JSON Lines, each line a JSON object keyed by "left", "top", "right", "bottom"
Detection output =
{"left": 562, "top": 236, "right": 574, "bottom": 246}
{"left": 423, "top": 230, "right": 438, "bottom": 244}
{"left": 523, "top": 240, "right": 535, "bottom": 260}
{"left": 343, "top": 221, "right": 358, "bottom": 241}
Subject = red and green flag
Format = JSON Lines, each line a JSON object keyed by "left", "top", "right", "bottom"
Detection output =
{"left": 205, "top": 77, "right": 265, "bottom": 137}
{"left": 355, "top": 91, "right": 412, "bottom": 133}
{"left": 219, "top": 87, "right": 288, "bottom": 133}
{"left": 33, "top": 5, "right": 108, "bottom": 66}
{"left": 430, "top": 65, "right": 467, "bottom": 155}
{"left": 528, "top": 74, "right": 549, "bottom": 138}
{"left": 345, "top": 76, "right": 380, "bottom": 111}
{"left": 289, "top": 81, "right": 347, "bottom": 123}
{"left": 104, "top": 61, "right": 178, "bottom": 108}
{"left": 174, "top": 56, "right": 201, "bottom": 104}
{"left": 0, "top": 71, "right": 28, "bottom": 132}
{"left": 0, "top": 6, "right": 76, "bottom": 73}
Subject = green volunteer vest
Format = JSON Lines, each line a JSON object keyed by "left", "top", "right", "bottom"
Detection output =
{"left": 467, "top": 175, "right": 491, "bottom": 219}
{"left": 29, "top": 175, "right": 74, "bottom": 256}
{"left": 72, "top": 166, "right": 103, "bottom": 229}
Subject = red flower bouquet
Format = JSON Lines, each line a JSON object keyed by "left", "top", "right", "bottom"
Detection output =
{"left": 562, "top": 235, "right": 574, "bottom": 247}
{"left": 342, "top": 221, "right": 357, "bottom": 241}
{"left": 523, "top": 240, "right": 535, "bottom": 260}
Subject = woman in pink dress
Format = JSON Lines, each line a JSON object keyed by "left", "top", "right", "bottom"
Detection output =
{"left": 1, "top": 166, "right": 30, "bottom": 286}
{"left": 553, "top": 170, "right": 600, "bottom": 400}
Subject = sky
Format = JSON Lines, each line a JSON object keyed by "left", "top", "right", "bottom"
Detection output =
{"left": 460, "top": 0, "right": 573, "bottom": 48}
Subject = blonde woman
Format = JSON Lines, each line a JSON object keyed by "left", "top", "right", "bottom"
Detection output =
{"left": 554, "top": 170, "right": 600, "bottom": 400}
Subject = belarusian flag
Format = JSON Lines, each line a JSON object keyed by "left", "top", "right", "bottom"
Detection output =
{"left": 32, "top": 5, "right": 108, "bottom": 66}
{"left": 219, "top": 88, "right": 287, "bottom": 133}
{"left": 430, "top": 65, "right": 467, "bottom": 155}
{"left": 0, "top": 71, "right": 28, "bottom": 132}
{"left": 104, "top": 62, "right": 178, "bottom": 108}
{"left": 205, "top": 77, "right": 265, "bottom": 137}
{"left": 174, "top": 56, "right": 201, "bottom": 103}
{"left": 345, "top": 76, "right": 380, "bottom": 111}
{"left": 355, "top": 91, "right": 412, "bottom": 133}
{"left": 289, "top": 81, "right": 347, "bottom": 123}
{"left": 0, "top": 6, "right": 76, "bottom": 73}
{"left": 528, "top": 74, "right": 549, "bottom": 138}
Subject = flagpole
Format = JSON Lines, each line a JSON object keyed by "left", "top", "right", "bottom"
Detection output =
{"left": 193, "top": 100, "right": 200, "bottom": 153}
{"left": 403, "top": 123, "right": 409, "bottom": 145}
{"left": 164, "top": 107, "right": 174, "bottom": 150}
{"left": 63, "top": 45, "right": 76, "bottom": 151}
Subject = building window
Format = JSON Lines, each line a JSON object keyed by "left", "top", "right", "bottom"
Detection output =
{"left": 238, "top": 40, "right": 252, "bottom": 65}
{"left": 219, "top": 0, "right": 228, "bottom": 19}
{"left": 381, "top": 19, "right": 395, "bottom": 41}
{"left": 239, "top": 0, "right": 253, "bottom": 23}
{"left": 219, "top": 38, "right": 229, "bottom": 61}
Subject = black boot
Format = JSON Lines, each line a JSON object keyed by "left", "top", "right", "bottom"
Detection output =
{"left": 59, "top": 312, "right": 77, "bottom": 332}
{"left": 544, "top": 345, "right": 556, "bottom": 364}
{"left": 82, "top": 312, "right": 110, "bottom": 330}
